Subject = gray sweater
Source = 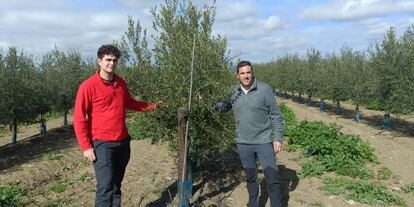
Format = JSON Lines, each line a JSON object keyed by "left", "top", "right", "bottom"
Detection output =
{"left": 217, "top": 79, "right": 284, "bottom": 144}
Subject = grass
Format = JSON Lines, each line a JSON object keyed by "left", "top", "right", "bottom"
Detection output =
{"left": 0, "top": 182, "right": 27, "bottom": 207}
{"left": 377, "top": 167, "right": 392, "bottom": 180}
{"left": 77, "top": 173, "right": 93, "bottom": 182}
{"left": 309, "top": 201, "right": 325, "bottom": 207}
{"left": 49, "top": 179, "right": 69, "bottom": 193}
{"left": 402, "top": 183, "right": 414, "bottom": 194}
{"left": 287, "top": 121, "right": 377, "bottom": 179}
{"left": 323, "top": 177, "right": 406, "bottom": 206}
{"left": 44, "top": 152, "right": 63, "bottom": 161}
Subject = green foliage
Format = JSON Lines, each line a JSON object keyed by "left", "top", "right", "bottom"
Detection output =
{"left": 44, "top": 152, "right": 63, "bottom": 161}
{"left": 279, "top": 103, "right": 297, "bottom": 129}
{"left": 48, "top": 179, "right": 68, "bottom": 193}
{"left": 126, "top": 113, "right": 155, "bottom": 140}
{"left": 300, "top": 159, "right": 326, "bottom": 178}
{"left": 365, "top": 101, "right": 384, "bottom": 111}
{"left": 377, "top": 167, "right": 392, "bottom": 180}
{"left": 77, "top": 173, "right": 93, "bottom": 182}
{"left": 288, "top": 121, "right": 376, "bottom": 178}
{"left": 309, "top": 202, "right": 325, "bottom": 207}
{"left": 402, "top": 183, "right": 414, "bottom": 194}
{"left": 323, "top": 177, "right": 406, "bottom": 206}
{"left": 118, "top": 0, "right": 235, "bottom": 161}
{"left": 0, "top": 182, "right": 27, "bottom": 207}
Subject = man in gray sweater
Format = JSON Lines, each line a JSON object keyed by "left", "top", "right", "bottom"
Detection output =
{"left": 216, "top": 60, "right": 284, "bottom": 207}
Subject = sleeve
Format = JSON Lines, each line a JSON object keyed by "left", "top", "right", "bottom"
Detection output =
{"left": 264, "top": 86, "right": 284, "bottom": 142}
{"left": 73, "top": 83, "right": 93, "bottom": 151}
{"left": 124, "top": 84, "right": 155, "bottom": 111}
{"left": 215, "top": 86, "right": 241, "bottom": 112}
{"left": 215, "top": 101, "right": 232, "bottom": 112}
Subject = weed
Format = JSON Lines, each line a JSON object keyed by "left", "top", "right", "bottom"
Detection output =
{"left": 300, "top": 159, "right": 325, "bottom": 178}
{"left": 49, "top": 179, "right": 68, "bottom": 193}
{"left": 44, "top": 152, "right": 62, "bottom": 161}
{"left": 0, "top": 182, "right": 27, "bottom": 207}
{"left": 402, "top": 183, "right": 414, "bottom": 194}
{"left": 77, "top": 173, "right": 93, "bottom": 182}
{"left": 309, "top": 201, "right": 324, "bottom": 207}
{"left": 151, "top": 188, "right": 161, "bottom": 196}
{"left": 377, "top": 167, "right": 392, "bottom": 180}
{"left": 288, "top": 121, "right": 376, "bottom": 178}
{"left": 323, "top": 177, "right": 406, "bottom": 206}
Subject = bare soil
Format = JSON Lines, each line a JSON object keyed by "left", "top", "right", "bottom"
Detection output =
{"left": 1, "top": 97, "right": 414, "bottom": 207}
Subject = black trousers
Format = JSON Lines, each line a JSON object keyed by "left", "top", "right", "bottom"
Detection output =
{"left": 237, "top": 143, "right": 282, "bottom": 207}
{"left": 93, "top": 136, "right": 131, "bottom": 207}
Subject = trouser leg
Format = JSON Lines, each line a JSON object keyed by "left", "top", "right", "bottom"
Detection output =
{"left": 112, "top": 137, "right": 131, "bottom": 207}
{"left": 257, "top": 143, "right": 282, "bottom": 207}
{"left": 237, "top": 144, "right": 259, "bottom": 207}
{"left": 93, "top": 141, "right": 115, "bottom": 207}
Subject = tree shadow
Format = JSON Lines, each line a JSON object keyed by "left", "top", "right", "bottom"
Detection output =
{"left": 190, "top": 149, "right": 244, "bottom": 206}
{"left": 258, "top": 165, "right": 299, "bottom": 207}
{"left": 191, "top": 150, "right": 298, "bottom": 206}
{"left": 0, "top": 125, "right": 78, "bottom": 171}
{"left": 145, "top": 180, "right": 178, "bottom": 207}
{"left": 280, "top": 94, "right": 414, "bottom": 137}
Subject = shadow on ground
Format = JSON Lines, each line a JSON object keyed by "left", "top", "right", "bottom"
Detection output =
{"left": 146, "top": 149, "right": 299, "bottom": 207}
{"left": 0, "top": 125, "right": 78, "bottom": 171}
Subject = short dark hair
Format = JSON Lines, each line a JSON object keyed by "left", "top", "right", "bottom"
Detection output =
{"left": 236, "top": 60, "right": 253, "bottom": 73}
{"left": 97, "top": 44, "right": 121, "bottom": 59}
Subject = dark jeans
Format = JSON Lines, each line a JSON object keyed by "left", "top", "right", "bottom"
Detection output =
{"left": 237, "top": 143, "right": 282, "bottom": 207}
{"left": 93, "top": 136, "right": 131, "bottom": 207}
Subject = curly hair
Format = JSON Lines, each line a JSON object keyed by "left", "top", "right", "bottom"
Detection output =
{"left": 97, "top": 44, "right": 121, "bottom": 59}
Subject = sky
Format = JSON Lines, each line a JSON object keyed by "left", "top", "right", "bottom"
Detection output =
{"left": 1, "top": 0, "right": 414, "bottom": 63}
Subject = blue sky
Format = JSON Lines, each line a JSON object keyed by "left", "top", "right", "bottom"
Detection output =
{"left": 1, "top": 0, "right": 413, "bottom": 63}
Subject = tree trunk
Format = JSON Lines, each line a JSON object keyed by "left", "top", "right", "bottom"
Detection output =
{"left": 63, "top": 110, "right": 68, "bottom": 127}
{"left": 11, "top": 118, "right": 17, "bottom": 145}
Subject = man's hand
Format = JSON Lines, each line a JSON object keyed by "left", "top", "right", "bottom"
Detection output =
{"left": 273, "top": 141, "right": 283, "bottom": 153}
{"left": 155, "top": 100, "right": 165, "bottom": 110}
{"left": 83, "top": 148, "right": 96, "bottom": 161}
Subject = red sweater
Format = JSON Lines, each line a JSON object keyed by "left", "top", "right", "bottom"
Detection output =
{"left": 74, "top": 70, "right": 155, "bottom": 151}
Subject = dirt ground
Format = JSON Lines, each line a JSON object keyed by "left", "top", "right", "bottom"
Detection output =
{"left": 1, "top": 97, "right": 414, "bottom": 207}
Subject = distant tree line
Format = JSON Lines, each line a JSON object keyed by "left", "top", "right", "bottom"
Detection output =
{"left": 0, "top": 47, "right": 97, "bottom": 144}
{"left": 255, "top": 26, "right": 414, "bottom": 126}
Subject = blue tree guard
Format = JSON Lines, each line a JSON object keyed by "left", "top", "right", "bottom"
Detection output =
{"left": 335, "top": 105, "right": 342, "bottom": 115}
{"left": 307, "top": 96, "right": 312, "bottom": 106}
{"left": 40, "top": 120, "right": 46, "bottom": 135}
{"left": 319, "top": 101, "right": 326, "bottom": 111}
{"left": 382, "top": 113, "right": 390, "bottom": 130}
{"left": 354, "top": 110, "right": 360, "bottom": 122}
{"left": 179, "top": 161, "right": 193, "bottom": 207}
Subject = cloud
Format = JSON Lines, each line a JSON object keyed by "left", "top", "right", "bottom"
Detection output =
{"left": 300, "top": 0, "right": 414, "bottom": 21}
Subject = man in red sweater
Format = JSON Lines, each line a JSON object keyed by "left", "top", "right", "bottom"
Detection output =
{"left": 74, "top": 44, "right": 156, "bottom": 207}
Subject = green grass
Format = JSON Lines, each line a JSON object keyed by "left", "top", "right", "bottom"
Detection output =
{"left": 49, "top": 179, "right": 69, "bottom": 193}
{"left": 377, "top": 167, "right": 392, "bottom": 180}
{"left": 44, "top": 152, "right": 63, "bottom": 161}
{"left": 287, "top": 121, "right": 377, "bottom": 179}
{"left": 0, "top": 182, "right": 27, "bottom": 207}
{"left": 402, "top": 183, "right": 414, "bottom": 194}
{"left": 77, "top": 173, "right": 93, "bottom": 182}
{"left": 323, "top": 177, "right": 406, "bottom": 206}
{"left": 309, "top": 201, "right": 325, "bottom": 207}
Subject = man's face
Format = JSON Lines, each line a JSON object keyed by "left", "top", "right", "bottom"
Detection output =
{"left": 237, "top": 65, "right": 253, "bottom": 88}
{"left": 98, "top": 54, "right": 118, "bottom": 74}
